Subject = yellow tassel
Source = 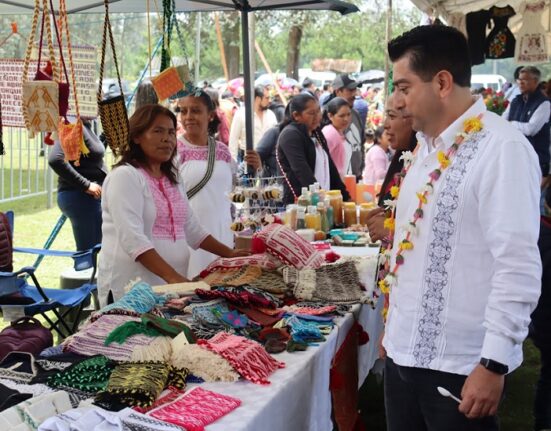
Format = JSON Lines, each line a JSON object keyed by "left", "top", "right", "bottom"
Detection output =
{"left": 383, "top": 217, "right": 395, "bottom": 231}
{"left": 390, "top": 186, "right": 400, "bottom": 198}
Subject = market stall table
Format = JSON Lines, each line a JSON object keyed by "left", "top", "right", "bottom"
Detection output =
{"left": 197, "top": 245, "right": 383, "bottom": 431}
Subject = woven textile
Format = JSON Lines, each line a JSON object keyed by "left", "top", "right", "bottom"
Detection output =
{"left": 171, "top": 333, "right": 239, "bottom": 382}
{"left": 197, "top": 332, "right": 285, "bottom": 385}
{"left": 63, "top": 314, "right": 168, "bottom": 361}
{"left": 0, "top": 352, "right": 37, "bottom": 384}
{"left": 249, "top": 270, "right": 288, "bottom": 294}
{"left": 95, "top": 362, "right": 188, "bottom": 409}
{"left": 151, "top": 67, "right": 184, "bottom": 101}
{"left": 149, "top": 387, "right": 241, "bottom": 431}
{"left": 98, "top": 280, "right": 165, "bottom": 316}
{"left": 199, "top": 253, "right": 281, "bottom": 277}
{"left": 47, "top": 355, "right": 114, "bottom": 392}
{"left": 253, "top": 224, "right": 325, "bottom": 269}
{"left": 196, "top": 285, "right": 282, "bottom": 309}
{"left": 202, "top": 265, "right": 262, "bottom": 287}
{"left": 284, "top": 261, "right": 366, "bottom": 304}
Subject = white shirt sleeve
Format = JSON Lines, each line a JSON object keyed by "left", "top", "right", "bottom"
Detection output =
{"left": 229, "top": 109, "right": 244, "bottom": 160}
{"left": 104, "top": 166, "right": 155, "bottom": 260}
{"left": 501, "top": 104, "right": 511, "bottom": 120}
{"left": 179, "top": 185, "right": 210, "bottom": 250}
{"left": 478, "top": 138, "right": 542, "bottom": 367}
{"left": 510, "top": 100, "right": 551, "bottom": 136}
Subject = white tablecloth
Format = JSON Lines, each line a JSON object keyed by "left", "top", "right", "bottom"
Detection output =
{"left": 202, "top": 246, "right": 384, "bottom": 431}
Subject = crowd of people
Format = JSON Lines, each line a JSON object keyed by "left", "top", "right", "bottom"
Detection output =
{"left": 44, "top": 22, "right": 551, "bottom": 431}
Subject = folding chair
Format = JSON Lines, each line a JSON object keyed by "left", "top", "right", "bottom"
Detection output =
{"left": 0, "top": 211, "right": 100, "bottom": 338}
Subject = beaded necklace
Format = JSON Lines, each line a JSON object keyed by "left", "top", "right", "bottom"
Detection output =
{"left": 378, "top": 115, "right": 484, "bottom": 319}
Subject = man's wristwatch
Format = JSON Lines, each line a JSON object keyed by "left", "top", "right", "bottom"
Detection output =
{"left": 480, "top": 357, "right": 509, "bottom": 375}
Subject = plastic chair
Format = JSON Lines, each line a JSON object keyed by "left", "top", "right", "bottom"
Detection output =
{"left": 0, "top": 211, "right": 100, "bottom": 338}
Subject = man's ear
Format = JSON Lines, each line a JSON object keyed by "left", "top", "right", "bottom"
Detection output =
{"left": 434, "top": 70, "right": 454, "bottom": 98}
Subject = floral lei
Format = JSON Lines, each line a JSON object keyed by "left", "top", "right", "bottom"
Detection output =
{"left": 378, "top": 115, "right": 484, "bottom": 319}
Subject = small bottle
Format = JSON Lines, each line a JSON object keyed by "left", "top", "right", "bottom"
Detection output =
{"left": 359, "top": 203, "right": 373, "bottom": 226}
{"left": 297, "top": 187, "right": 311, "bottom": 207}
{"left": 324, "top": 196, "right": 334, "bottom": 229}
{"left": 318, "top": 202, "right": 328, "bottom": 233}
{"left": 305, "top": 205, "right": 322, "bottom": 231}
{"left": 296, "top": 206, "right": 306, "bottom": 230}
{"left": 309, "top": 184, "right": 320, "bottom": 206}
{"left": 327, "top": 190, "right": 343, "bottom": 226}
{"left": 285, "top": 204, "right": 298, "bottom": 230}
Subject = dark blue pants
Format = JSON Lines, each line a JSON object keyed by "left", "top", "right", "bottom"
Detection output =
{"left": 384, "top": 357, "right": 499, "bottom": 431}
{"left": 57, "top": 190, "right": 102, "bottom": 251}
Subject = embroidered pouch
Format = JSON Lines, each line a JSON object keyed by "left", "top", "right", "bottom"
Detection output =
{"left": 253, "top": 224, "right": 325, "bottom": 269}
{"left": 58, "top": 118, "right": 88, "bottom": 166}
{"left": 151, "top": 67, "right": 184, "bottom": 101}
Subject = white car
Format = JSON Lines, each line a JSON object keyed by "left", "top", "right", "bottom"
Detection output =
{"left": 471, "top": 74, "right": 507, "bottom": 92}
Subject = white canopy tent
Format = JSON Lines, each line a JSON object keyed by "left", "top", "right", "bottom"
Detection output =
{"left": 2, "top": 0, "right": 359, "bottom": 154}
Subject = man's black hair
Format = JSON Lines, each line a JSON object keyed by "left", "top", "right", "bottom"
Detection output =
{"left": 254, "top": 85, "right": 266, "bottom": 99}
{"left": 388, "top": 25, "right": 471, "bottom": 88}
{"left": 513, "top": 66, "right": 523, "bottom": 81}
{"left": 323, "top": 83, "right": 330, "bottom": 91}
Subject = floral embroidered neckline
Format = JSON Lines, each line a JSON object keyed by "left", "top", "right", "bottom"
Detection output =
{"left": 378, "top": 115, "right": 484, "bottom": 319}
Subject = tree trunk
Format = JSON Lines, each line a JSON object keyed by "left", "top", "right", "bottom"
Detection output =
{"left": 286, "top": 25, "right": 302, "bottom": 80}
{"left": 223, "top": 12, "right": 241, "bottom": 79}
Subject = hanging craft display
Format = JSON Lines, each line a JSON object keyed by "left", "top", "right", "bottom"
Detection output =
{"left": 485, "top": 5, "right": 516, "bottom": 59}
{"left": 22, "top": 0, "right": 60, "bottom": 138}
{"left": 55, "top": 0, "right": 88, "bottom": 165}
{"left": 97, "top": 0, "right": 130, "bottom": 157}
{"left": 515, "top": 1, "right": 549, "bottom": 64}
{"left": 151, "top": 0, "right": 193, "bottom": 101}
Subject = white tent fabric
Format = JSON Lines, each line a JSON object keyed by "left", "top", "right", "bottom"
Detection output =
{"left": 0, "top": 0, "right": 358, "bottom": 15}
{"left": 409, "top": 0, "right": 551, "bottom": 34}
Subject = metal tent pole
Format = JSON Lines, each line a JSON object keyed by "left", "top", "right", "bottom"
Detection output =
{"left": 241, "top": 7, "right": 254, "bottom": 173}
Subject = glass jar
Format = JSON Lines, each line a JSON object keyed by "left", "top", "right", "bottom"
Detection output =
{"left": 344, "top": 202, "right": 357, "bottom": 227}
{"left": 359, "top": 203, "right": 375, "bottom": 225}
{"left": 327, "top": 190, "right": 343, "bottom": 226}
{"left": 285, "top": 204, "right": 298, "bottom": 230}
{"left": 305, "top": 205, "right": 322, "bottom": 231}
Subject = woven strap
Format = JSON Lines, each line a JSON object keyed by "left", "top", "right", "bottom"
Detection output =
{"left": 58, "top": 0, "right": 80, "bottom": 118}
{"left": 39, "top": 0, "right": 58, "bottom": 80}
{"left": 97, "top": 0, "right": 124, "bottom": 104}
{"left": 22, "top": 0, "right": 40, "bottom": 83}
{"left": 187, "top": 136, "right": 217, "bottom": 200}
{"left": 23, "top": 0, "right": 57, "bottom": 82}
{"left": 49, "top": 0, "right": 70, "bottom": 87}
{"left": 160, "top": 0, "right": 174, "bottom": 72}
{"left": 171, "top": 2, "right": 189, "bottom": 67}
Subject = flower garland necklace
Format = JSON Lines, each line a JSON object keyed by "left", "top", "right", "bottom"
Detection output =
{"left": 378, "top": 115, "right": 484, "bottom": 319}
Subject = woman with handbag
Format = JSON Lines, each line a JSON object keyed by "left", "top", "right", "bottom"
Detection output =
{"left": 98, "top": 104, "right": 247, "bottom": 305}
{"left": 276, "top": 93, "right": 350, "bottom": 205}
{"left": 175, "top": 90, "right": 235, "bottom": 278}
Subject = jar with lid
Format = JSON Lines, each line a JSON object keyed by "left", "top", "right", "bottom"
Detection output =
{"left": 317, "top": 202, "right": 328, "bottom": 233}
{"left": 296, "top": 206, "right": 306, "bottom": 230}
{"left": 285, "top": 204, "right": 298, "bottom": 230}
{"left": 305, "top": 205, "right": 322, "bottom": 231}
{"left": 359, "top": 203, "right": 375, "bottom": 226}
{"left": 344, "top": 202, "right": 357, "bottom": 227}
{"left": 327, "top": 190, "right": 343, "bottom": 226}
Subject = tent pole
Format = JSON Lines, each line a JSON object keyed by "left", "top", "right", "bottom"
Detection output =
{"left": 241, "top": 8, "right": 254, "bottom": 173}
{"left": 383, "top": 0, "right": 392, "bottom": 101}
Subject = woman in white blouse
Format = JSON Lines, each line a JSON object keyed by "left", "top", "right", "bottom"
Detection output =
{"left": 98, "top": 104, "right": 247, "bottom": 305}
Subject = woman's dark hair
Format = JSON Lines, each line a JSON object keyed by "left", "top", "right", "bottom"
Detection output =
{"left": 321, "top": 96, "right": 349, "bottom": 128}
{"left": 134, "top": 81, "right": 158, "bottom": 110}
{"left": 203, "top": 87, "right": 220, "bottom": 108}
{"left": 388, "top": 25, "right": 471, "bottom": 88}
{"left": 254, "top": 85, "right": 266, "bottom": 99}
{"left": 373, "top": 126, "right": 385, "bottom": 145}
{"left": 378, "top": 131, "right": 417, "bottom": 206}
{"left": 177, "top": 90, "right": 221, "bottom": 136}
{"left": 115, "top": 104, "right": 179, "bottom": 184}
{"left": 279, "top": 93, "right": 317, "bottom": 130}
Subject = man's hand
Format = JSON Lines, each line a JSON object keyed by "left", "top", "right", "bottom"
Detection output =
{"left": 244, "top": 150, "right": 262, "bottom": 171}
{"left": 459, "top": 364, "right": 504, "bottom": 419}
{"left": 366, "top": 207, "right": 388, "bottom": 242}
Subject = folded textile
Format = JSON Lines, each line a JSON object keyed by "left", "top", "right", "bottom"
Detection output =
{"left": 197, "top": 332, "right": 285, "bottom": 385}
{"left": 249, "top": 269, "right": 289, "bottom": 294}
{"left": 152, "top": 281, "right": 210, "bottom": 296}
{"left": 0, "top": 352, "right": 37, "bottom": 384}
{"left": 283, "top": 305, "right": 337, "bottom": 315}
{"left": 0, "top": 379, "right": 53, "bottom": 399}
{"left": 63, "top": 314, "right": 172, "bottom": 362}
{"left": 95, "top": 361, "right": 188, "bottom": 409}
{"left": 232, "top": 304, "right": 283, "bottom": 327}
{"left": 0, "top": 390, "right": 72, "bottom": 431}
{"left": 202, "top": 265, "right": 262, "bottom": 287}
{"left": 37, "top": 406, "right": 185, "bottom": 431}
{"left": 284, "top": 261, "right": 366, "bottom": 304}
{"left": 199, "top": 253, "right": 281, "bottom": 278}
{"left": 171, "top": 334, "right": 239, "bottom": 382}
{"left": 0, "top": 383, "right": 32, "bottom": 412}
{"left": 196, "top": 285, "right": 282, "bottom": 309}
{"left": 47, "top": 355, "right": 114, "bottom": 393}
{"left": 285, "top": 315, "right": 326, "bottom": 344}
{"left": 97, "top": 280, "right": 166, "bottom": 316}
{"left": 252, "top": 223, "right": 325, "bottom": 269}
{"left": 149, "top": 387, "right": 241, "bottom": 431}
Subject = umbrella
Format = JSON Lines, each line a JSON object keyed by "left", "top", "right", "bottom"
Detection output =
{"left": 228, "top": 77, "right": 245, "bottom": 96}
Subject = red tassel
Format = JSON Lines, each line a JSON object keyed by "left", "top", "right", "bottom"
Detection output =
{"left": 324, "top": 251, "right": 341, "bottom": 263}
{"left": 42, "top": 61, "right": 53, "bottom": 78}
{"left": 251, "top": 237, "right": 266, "bottom": 254}
{"left": 44, "top": 132, "right": 55, "bottom": 146}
